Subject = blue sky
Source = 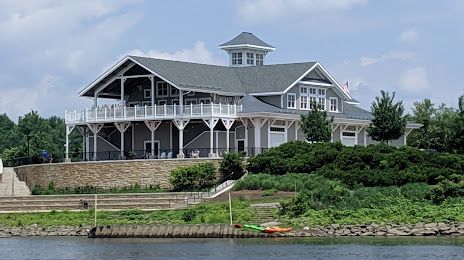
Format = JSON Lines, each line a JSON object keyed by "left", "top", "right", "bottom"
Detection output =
{"left": 0, "top": 0, "right": 463, "bottom": 121}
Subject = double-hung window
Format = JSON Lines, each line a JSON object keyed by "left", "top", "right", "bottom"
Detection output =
{"left": 300, "top": 86, "right": 309, "bottom": 110}
{"left": 246, "top": 53, "right": 254, "bottom": 65}
{"left": 156, "top": 82, "right": 169, "bottom": 97}
{"left": 330, "top": 97, "right": 338, "bottom": 112}
{"left": 232, "top": 52, "right": 242, "bottom": 65}
{"left": 256, "top": 54, "right": 263, "bottom": 65}
{"left": 287, "top": 93, "right": 296, "bottom": 109}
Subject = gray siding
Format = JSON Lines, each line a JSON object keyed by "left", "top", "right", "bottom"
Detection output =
{"left": 258, "top": 95, "right": 282, "bottom": 107}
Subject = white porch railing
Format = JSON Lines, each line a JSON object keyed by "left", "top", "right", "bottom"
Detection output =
{"left": 65, "top": 103, "right": 242, "bottom": 124}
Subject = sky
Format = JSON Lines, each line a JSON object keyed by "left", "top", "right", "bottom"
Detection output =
{"left": 0, "top": 0, "right": 463, "bottom": 122}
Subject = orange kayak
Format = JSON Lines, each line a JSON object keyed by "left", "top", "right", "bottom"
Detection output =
{"left": 264, "top": 227, "right": 292, "bottom": 233}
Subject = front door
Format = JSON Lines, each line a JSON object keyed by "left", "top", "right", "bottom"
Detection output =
{"left": 144, "top": 141, "right": 160, "bottom": 157}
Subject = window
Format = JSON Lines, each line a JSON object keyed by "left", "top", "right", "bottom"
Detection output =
{"left": 310, "top": 96, "right": 317, "bottom": 107}
{"left": 270, "top": 127, "right": 285, "bottom": 132}
{"left": 232, "top": 52, "right": 242, "bottom": 65}
{"left": 330, "top": 97, "right": 338, "bottom": 112}
{"left": 318, "top": 97, "right": 326, "bottom": 110}
{"left": 256, "top": 54, "right": 263, "bottom": 66}
{"left": 309, "top": 88, "right": 317, "bottom": 95}
{"left": 199, "top": 97, "right": 211, "bottom": 104}
{"left": 342, "top": 132, "right": 356, "bottom": 137}
{"left": 300, "top": 96, "right": 308, "bottom": 110}
{"left": 170, "top": 86, "right": 179, "bottom": 97}
{"left": 319, "top": 89, "right": 326, "bottom": 96}
{"left": 287, "top": 93, "right": 296, "bottom": 109}
{"left": 300, "top": 86, "right": 308, "bottom": 95}
{"left": 142, "top": 101, "right": 151, "bottom": 106}
{"left": 144, "top": 89, "right": 151, "bottom": 99}
{"left": 185, "top": 99, "right": 197, "bottom": 105}
{"left": 247, "top": 53, "right": 254, "bottom": 65}
{"left": 158, "top": 100, "right": 167, "bottom": 105}
{"left": 171, "top": 99, "right": 179, "bottom": 105}
{"left": 156, "top": 82, "right": 169, "bottom": 97}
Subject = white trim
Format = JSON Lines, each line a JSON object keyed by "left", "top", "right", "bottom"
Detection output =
{"left": 249, "top": 91, "right": 284, "bottom": 96}
{"left": 78, "top": 56, "right": 132, "bottom": 97}
{"left": 287, "top": 93, "right": 296, "bottom": 109}
{"left": 143, "top": 89, "right": 151, "bottom": 99}
{"left": 219, "top": 44, "right": 276, "bottom": 51}
{"left": 315, "top": 63, "right": 352, "bottom": 100}
{"left": 170, "top": 85, "right": 179, "bottom": 97}
{"left": 171, "top": 99, "right": 179, "bottom": 105}
{"left": 128, "top": 101, "right": 141, "bottom": 107}
{"left": 329, "top": 97, "right": 338, "bottom": 112}
{"left": 283, "top": 63, "right": 319, "bottom": 93}
{"left": 142, "top": 101, "right": 151, "bottom": 106}
{"left": 156, "top": 81, "right": 169, "bottom": 97}
{"left": 118, "top": 74, "right": 153, "bottom": 79}
{"left": 298, "top": 81, "right": 333, "bottom": 87}
{"left": 157, "top": 100, "right": 167, "bottom": 105}
{"left": 144, "top": 140, "right": 160, "bottom": 157}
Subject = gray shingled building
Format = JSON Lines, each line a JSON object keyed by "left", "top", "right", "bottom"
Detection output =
{"left": 64, "top": 32, "right": 420, "bottom": 161}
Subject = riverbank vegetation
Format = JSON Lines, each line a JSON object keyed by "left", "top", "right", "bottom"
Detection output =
{"left": 236, "top": 141, "right": 464, "bottom": 226}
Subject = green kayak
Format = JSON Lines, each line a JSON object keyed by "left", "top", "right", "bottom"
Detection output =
{"left": 243, "top": 224, "right": 265, "bottom": 232}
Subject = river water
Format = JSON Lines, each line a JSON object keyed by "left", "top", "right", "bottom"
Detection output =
{"left": 1, "top": 237, "right": 464, "bottom": 259}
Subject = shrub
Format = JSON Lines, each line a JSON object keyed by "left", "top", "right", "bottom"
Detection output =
{"left": 170, "top": 162, "right": 216, "bottom": 191}
{"left": 219, "top": 152, "right": 245, "bottom": 180}
{"left": 262, "top": 188, "right": 278, "bottom": 197}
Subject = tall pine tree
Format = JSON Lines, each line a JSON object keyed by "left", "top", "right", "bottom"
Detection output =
{"left": 367, "top": 90, "right": 406, "bottom": 145}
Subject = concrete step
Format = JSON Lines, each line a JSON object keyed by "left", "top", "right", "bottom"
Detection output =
{"left": 0, "top": 168, "right": 30, "bottom": 196}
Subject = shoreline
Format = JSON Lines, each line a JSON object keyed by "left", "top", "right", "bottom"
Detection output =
{"left": 2, "top": 222, "right": 464, "bottom": 238}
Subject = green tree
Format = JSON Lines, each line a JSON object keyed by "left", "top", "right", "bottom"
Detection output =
{"left": 407, "top": 98, "right": 435, "bottom": 149}
{"left": 451, "top": 95, "right": 464, "bottom": 153}
{"left": 0, "top": 113, "right": 21, "bottom": 154}
{"left": 219, "top": 152, "right": 245, "bottom": 180}
{"left": 367, "top": 91, "right": 406, "bottom": 145}
{"left": 300, "top": 102, "right": 334, "bottom": 143}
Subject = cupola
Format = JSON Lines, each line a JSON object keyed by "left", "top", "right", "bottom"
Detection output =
{"left": 219, "top": 32, "right": 275, "bottom": 67}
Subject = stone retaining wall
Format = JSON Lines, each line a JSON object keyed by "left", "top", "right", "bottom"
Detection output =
{"left": 14, "top": 159, "right": 221, "bottom": 190}
{"left": 89, "top": 224, "right": 273, "bottom": 238}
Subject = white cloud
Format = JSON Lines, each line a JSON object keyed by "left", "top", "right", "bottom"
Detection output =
{"left": 121, "top": 41, "right": 226, "bottom": 66}
{"left": 399, "top": 28, "right": 419, "bottom": 44}
{"left": 237, "top": 0, "right": 367, "bottom": 23}
{"left": 399, "top": 67, "right": 430, "bottom": 93}
{"left": 361, "top": 50, "right": 415, "bottom": 66}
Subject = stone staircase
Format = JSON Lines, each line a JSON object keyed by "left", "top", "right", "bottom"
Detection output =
{"left": 249, "top": 203, "right": 280, "bottom": 224}
{"left": 0, "top": 193, "right": 191, "bottom": 213}
{"left": 0, "top": 167, "right": 30, "bottom": 197}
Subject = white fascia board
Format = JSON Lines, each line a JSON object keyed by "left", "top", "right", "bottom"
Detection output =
{"left": 344, "top": 100, "right": 361, "bottom": 105}
{"left": 238, "top": 112, "right": 300, "bottom": 120}
{"left": 283, "top": 63, "right": 319, "bottom": 93}
{"left": 78, "top": 56, "right": 131, "bottom": 97}
{"left": 249, "top": 91, "right": 284, "bottom": 96}
{"left": 406, "top": 122, "right": 423, "bottom": 129}
{"left": 333, "top": 118, "right": 371, "bottom": 125}
{"left": 316, "top": 63, "right": 352, "bottom": 100}
{"left": 219, "top": 44, "right": 276, "bottom": 51}
{"left": 178, "top": 87, "right": 244, "bottom": 97}
{"left": 298, "top": 80, "right": 333, "bottom": 87}
{"left": 129, "top": 57, "right": 180, "bottom": 91}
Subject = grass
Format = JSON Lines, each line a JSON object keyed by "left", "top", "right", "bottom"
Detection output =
{"left": 0, "top": 199, "right": 252, "bottom": 227}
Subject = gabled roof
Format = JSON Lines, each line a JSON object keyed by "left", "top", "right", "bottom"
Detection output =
{"left": 79, "top": 56, "right": 356, "bottom": 103}
{"left": 219, "top": 32, "right": 276, "bottom": 50}
{"left": 239, "top": 94, "right": 373, "bottom": 120}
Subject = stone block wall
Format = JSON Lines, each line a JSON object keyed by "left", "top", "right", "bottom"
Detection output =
{"left": 14, "top": 158, "right": 222, "bottom": 190}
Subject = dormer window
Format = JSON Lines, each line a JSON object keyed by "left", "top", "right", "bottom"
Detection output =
{"left": 256, "top": 54, "right": 264, "bottom": 66}
{"left": 232, "top": 52, "right": 242, "bottom": 65}
{"left": 247, "top": 53, "right": 254, "bottom": 65}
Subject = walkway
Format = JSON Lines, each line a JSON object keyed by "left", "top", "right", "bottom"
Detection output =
{"left": 0, "top": 168, "right": 30, "bottom": 196}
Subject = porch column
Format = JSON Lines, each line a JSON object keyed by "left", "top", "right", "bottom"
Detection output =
{"left": 404, "top": 128, "right": 414, "bottom": 146}
{"left": 221, "top": 119, "right": 235, "bottom": 153}
{"left": 87, "top": 123, "right": 104, "bottom": 161}
{"left": 203, "top": 118, "right": 219, "bottom": 157}
{"left": 295, "top": 122, "right": 300, "bottom": 141}
{"left": 144, "top": 120, "right": 162, "bottom": 157}
{"left": 285, "top": 120, "right": 295, "bottom": 143}
{"left": 249, "top": 118, "right": 268, "bottom": 155}
{"left": 77, "top": 126, "right": 86, "bottom": 160}
{"left": 172, "top": 119, "right": 190, "bottom": 158}
{"left": 65, "top": 124, "right": 75, "bottom": 162}
{"left": 356, "top": 126, "right": 365, "bottom": 146}
{"left": 240, "top": 118, "right": 248, "bottom": 152}
{"left": 331, "top": 123, "right": 340, "bottom": 143}
{"left": 94, "top": 93, "right": 98, "bottom": 108}
{"left": 364, "top": 127, "right": 367, "bottom": 147}
{"left": 114, "top": 122, "right": 131, "bottom": 159}
{"left": 179, "top": 90, "right": 183, "bottom": 115}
